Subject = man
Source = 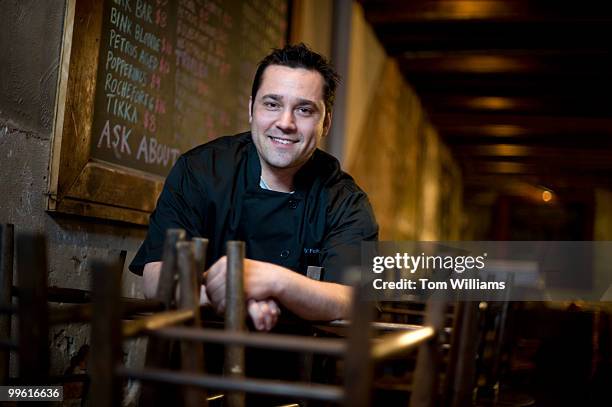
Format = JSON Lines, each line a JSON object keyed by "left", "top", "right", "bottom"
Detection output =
{"left": 129, "top": 43, "right": 378, "bottom": 331}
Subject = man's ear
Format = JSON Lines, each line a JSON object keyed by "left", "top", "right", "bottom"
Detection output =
{"left": 248, "top": 97, "right": 253, "bottom": 123}
{"left": 322, "top": 111, "right": 333, "bottom": 137}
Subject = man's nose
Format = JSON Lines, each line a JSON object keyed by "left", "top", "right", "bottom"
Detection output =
{"left": 276, "top": 109, "right": 297, "bottom": 132}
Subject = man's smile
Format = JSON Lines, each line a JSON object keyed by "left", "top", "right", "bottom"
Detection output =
{"left": 268, "top": 135, "right": 299, "bottom": 145}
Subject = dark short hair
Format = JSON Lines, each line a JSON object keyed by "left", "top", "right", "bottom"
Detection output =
{"left": 251, "top": 43, "right": 340, "bottom": 115}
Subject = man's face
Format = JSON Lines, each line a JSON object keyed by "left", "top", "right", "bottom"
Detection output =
{"left": 249, "top": 65, "right": 331, "bottom": 173}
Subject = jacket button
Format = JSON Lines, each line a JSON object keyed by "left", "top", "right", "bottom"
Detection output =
{"left": 288, "top": 199, "right": 298, "bottom": 209}
{"left": 280, "top": 249, "right": 290, "bottom": 258}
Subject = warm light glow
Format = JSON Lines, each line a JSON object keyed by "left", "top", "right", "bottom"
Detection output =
{"left": 542, "top": 190, "right": 553, "bottom": 202}
{"left": 447, "top": 56, "right": 529, "bottom": 73}
{"left": 481, "top": 162, "right": 526, "bottom": 174}
{"left": 490, "top": 144, "right": 528, "bottom": 157}
{"left": 440, "top": 1, "right": 512, "bottom": 20}
{"left": 481, "top": 125, "right": 526, "bottom": 137}
{"left": 469, "top": 97, "right": 515, "bottom": 111}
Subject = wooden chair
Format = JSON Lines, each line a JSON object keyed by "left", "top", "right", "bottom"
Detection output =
{"left": 0, "top": 224, "right": 165, "bottom": 404}
{"left": 90, "top": 228, "right": 453, "bottom": 407}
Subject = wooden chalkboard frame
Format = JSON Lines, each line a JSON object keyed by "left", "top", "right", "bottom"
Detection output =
{"left": 48, "top": 0, "right": 164, "bottom": 225}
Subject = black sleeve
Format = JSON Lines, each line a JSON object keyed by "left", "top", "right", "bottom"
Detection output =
{"left": 129, "top": 157, "right": 206, "bottom": 275}
{"left": 320, "top": 189, "right": 379, "bottom": 283}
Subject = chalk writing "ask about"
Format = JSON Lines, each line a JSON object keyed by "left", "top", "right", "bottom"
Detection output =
{"left": 97, "top": 120, "right": 180, "bottom": 168}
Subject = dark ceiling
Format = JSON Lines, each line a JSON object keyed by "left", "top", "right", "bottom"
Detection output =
{"left": 361, "top": 0, "right": 612, "bottom": 204}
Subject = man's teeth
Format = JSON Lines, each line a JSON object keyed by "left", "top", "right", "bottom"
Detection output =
{"left": 271, "top": 137, "right": 294, "bottom": 144}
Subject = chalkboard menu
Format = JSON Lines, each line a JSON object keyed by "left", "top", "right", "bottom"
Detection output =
{"left": 91, "top": 0, "right": 288, "bottom": 176}
{"left": 48, "top": 0, "right": 288, "bottom": 224}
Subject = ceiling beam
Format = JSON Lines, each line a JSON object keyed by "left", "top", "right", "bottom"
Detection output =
{"left": 455, "top": 145, "right": 612, "bottom": 160}
{"left": 444, "top": 133, "right": 612, "bottom": 148}
{"left": 464, "top": 173, "right": 612, "bottom": 187}
{"left": 362, "top": 1, "right": 612, "bottom": 24}
{"left": 419, "top": 95, "right": 612, "bottom": 117}
{"left": 375, "top": 21, "right": 612, "bottom": 54}
{"left": 398, "top": 52, "right": 612, "bottom": 75}
{"left": 461, "top": 159, "right": 612, "bottom": 178}
{"left": 431, "top": 113, "right": 612, "bottom": 134}
{"left": 407, "top": 75, "right": 612, "bottom": 97}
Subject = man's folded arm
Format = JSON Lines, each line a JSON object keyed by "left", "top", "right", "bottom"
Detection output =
{"left": 205, "top": 257, "right": 353, "bottom": 322}
{"left": 143, "top": 260, "right": 279, "bottom": 331}
{"left": 272, "top": 269, "right": 353, "bottom": 321}
{"left": 143, "top": 261, "right": 162, "bottom": 299}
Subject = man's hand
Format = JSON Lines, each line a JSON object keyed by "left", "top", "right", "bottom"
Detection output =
{"left": 204, "top": 255, "right": 352, "bottom": 322}
{"left": 143, "top": 260, "right": 280, "bottom": 330}
{"left": 205, "top": 256, "right": 284, "bottom": 312}
{"left": 205, "top": 256, "right": 283, "bottom": 330}
{"left": 247, "top": 298, "right": 280, "bottom": 331}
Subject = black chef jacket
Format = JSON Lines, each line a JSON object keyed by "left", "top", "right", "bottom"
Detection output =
{"left": 129, "top": 132, "right": 378, "bottom": 283}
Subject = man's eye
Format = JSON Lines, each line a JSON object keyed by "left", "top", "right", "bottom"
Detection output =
{"left": 263, "top": 101, "right": 280, "bottom": 109}
{"left": 297, "top": 107, "right": 313, "bottom": 116}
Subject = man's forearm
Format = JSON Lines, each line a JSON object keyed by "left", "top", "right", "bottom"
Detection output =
{"left": 165, "top": 255, "right": 353, "bottom": 322}
{"left": 143, "top": 261, "right": 162, "bottom": 299}
{"left": 273, "top": 271, "right": 353, "bottom": 321}
{"left": 227, "top": 258, "right": 354, "bottom": 321}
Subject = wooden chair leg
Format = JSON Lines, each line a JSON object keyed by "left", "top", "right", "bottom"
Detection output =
{"left": 225, "top": 241, "right": 246, "bottom": 407}
{"left": 344, "top": 282, "right": 375, "bottom": 407}
{"left": 16, "top": 233, "right": 49, "bottom": 384}
{"left": 410, "top": 297, "right": 447, "bottom": 407}
{"left": 177, "top": 240, "right": 208, "bottom": 407}
{"left": 0, "top": 224, "right": 14, "bottom": 384}
{"left": 90, "top": 258, "right": 123, "bottom": 407}
{"left": 140, "top": 229, "right": 185, "bottom": 406}
{"left": 448, "top": 302, "right": 481, "bottom": 407}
